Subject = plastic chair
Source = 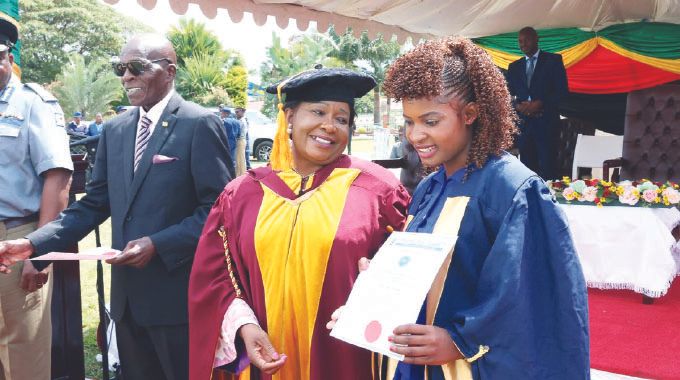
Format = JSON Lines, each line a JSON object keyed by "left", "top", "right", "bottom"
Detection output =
{"left": 571, "top": 134, "right": 623, "bottom": 179}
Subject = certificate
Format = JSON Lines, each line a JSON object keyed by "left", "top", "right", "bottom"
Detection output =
{"left": 30, "top": 247, "right": 121, "bottom": 261}
{"left": 330, "top": 231, "right": 457, "bottom": 360}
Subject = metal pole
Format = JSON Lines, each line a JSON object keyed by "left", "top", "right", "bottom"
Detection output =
{"left": 95, "top": 226, "right": 110, "bottom": 380}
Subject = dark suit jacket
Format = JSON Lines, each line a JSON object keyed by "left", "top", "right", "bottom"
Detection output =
{"left": 28, "top": 93, "right": 234, "bottom": 326}
{"left": 506, "top": 50, "right": 568, "bottom": 126}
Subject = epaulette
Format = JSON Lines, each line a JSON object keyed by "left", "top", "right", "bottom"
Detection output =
{"left": 24, "top": 83, "right": 58, "bottom": 102}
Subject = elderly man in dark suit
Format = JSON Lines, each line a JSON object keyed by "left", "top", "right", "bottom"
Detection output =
{"left": 0, "top": 34, "right": 234, "bottom": 379}
{"left": 507, "top": 26, "right": 568, "bottom": 180}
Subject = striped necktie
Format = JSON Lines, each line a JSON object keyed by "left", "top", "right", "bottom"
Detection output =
{"left": 134, "top": 115, "right": 152, "bottom": 172}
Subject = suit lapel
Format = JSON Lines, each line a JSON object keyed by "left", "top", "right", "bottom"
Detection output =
{"left": 126, "top": 94, "right": 182, "bottom": 213}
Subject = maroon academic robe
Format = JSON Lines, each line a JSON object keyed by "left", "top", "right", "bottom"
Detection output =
{"left": 189, "top": 155, "right": 410, "bottom": 380}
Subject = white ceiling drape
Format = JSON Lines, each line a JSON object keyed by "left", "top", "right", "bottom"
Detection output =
{"left": 104, "top": 0, "right": 680, "bottom": 42}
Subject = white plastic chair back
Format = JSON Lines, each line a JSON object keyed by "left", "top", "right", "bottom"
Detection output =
{"left": 571, "top": 134, "right": 624, "bottom": 179}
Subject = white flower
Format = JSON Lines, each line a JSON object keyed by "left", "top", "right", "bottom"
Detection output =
{"left": 619, "top": 187, "right": 639, "bottom": 206}
{"left": 581, "top": 186, "right": 598, "bottom": 202}
{"left": 662, "top": 187, "right": 680, "bottom": 204}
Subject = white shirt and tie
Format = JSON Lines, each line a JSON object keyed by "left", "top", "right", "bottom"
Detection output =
{"left": 525, "top": 50, "right": 540, "bottom": 100}
{"left": 133, "top": 90, "right": 174, "bottom": 172}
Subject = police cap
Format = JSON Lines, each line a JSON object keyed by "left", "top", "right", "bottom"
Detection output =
{"left": 0, "top": 17, "right": 18, "bottom": 53}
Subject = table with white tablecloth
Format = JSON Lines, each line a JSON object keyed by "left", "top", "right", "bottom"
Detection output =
{"left": 559, "top": 204, "right": 680, "bottom": 298}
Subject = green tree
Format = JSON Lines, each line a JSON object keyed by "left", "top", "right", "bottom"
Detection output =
{"left": 196, "top": 86, "right": 231, "bottom": 108}
{"left": 176, "top": 53, "right": 228, "bottom": 103}
{"left": 326, "top": 25, "right": 361, "bottom": 66}
{"left": 259, "top": 32, "right": 343, "bottom": 118}
{"left": 167, "top": 18, "right": 225, "bottom": 67}
{"left": 328, "top": 28, "right": 401, "bottom": 124}
{"left": 168, "top": 18, "right": 248, "bottom": 106}
{"left": 354, "top": 92, "right": 374, "bottom": 114}
{"left": 359, "top": 32, "right": 401, "bottom": 124}
{"left": 225, "top": 65, "right": 248, "bottom": 108}
{"left": 52, "top": 53, "right": 123, "bottom": 118}
{"left": 19, "top": 0, "right": 150, "bottom": 84}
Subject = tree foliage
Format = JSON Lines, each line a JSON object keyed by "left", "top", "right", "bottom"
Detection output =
{"left": 52, "top": 53, "right": 123, "bottom": 118}
{"left": 19, "top": 0, "right": 150, "bottom": 85}
{"left": 225, "top": 65, "right": 248, "bottom": 108}
{"left": 167, "top": 18, "right": 224, "bottom": 67}
{"left": 259, "top": 32, "right": 344, "bottom": 118}
{"left": 259, "top": 27, "right": 401, "bottom": 121}
{"left": 168, "top": 18, "right": 247, "bottom": 106}
{"left": 196, "top": 86, "right": 231, "bottom": 108}
{"left": 354, "top": 92, "right": 374, "bottom": 114}
{"left": 328, "top": 27, "right": 401, "bottom": 123}
{"left": 176, "top": 53, "right": 228, "bottom": 103}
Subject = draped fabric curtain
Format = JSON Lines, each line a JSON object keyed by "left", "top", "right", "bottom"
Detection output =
{"left": 0, "top": 0, "right": 21, "bottom": 76}
{"left": 474, "top": 22, "right": 680, "bottom": 94}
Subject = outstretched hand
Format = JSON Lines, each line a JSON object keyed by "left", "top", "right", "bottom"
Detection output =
{"left": 0, "top": 239, "right": 35, "bottom": 273}
{"left": 106, "top": 237, "right": 155, "bottom": 268}
{"left": 239, "top": 324, "right": 286, "bottom": 374}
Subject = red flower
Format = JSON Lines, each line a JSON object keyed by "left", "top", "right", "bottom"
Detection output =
{"left": 552, "top": 182, "right": 564, "bottom": 189}
{"left": 594, "top": 197, "right": 601, "bottom": 204}
{"left": 603, "top": 188, "right": 611, "bottom": 197}
{"left": 587, "top": 179, "right": 598, "bottom": 187}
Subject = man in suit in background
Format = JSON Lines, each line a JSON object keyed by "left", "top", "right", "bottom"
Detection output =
{"left": 0, "top": 34, "right": 234, "bottom": 379}
{"left": 507, "top": 26, "right": 568, "bottom": 180}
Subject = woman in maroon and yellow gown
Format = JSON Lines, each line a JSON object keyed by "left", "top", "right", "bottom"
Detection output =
{"left": 188, "top": 68, "right": 410, "bottom": 380}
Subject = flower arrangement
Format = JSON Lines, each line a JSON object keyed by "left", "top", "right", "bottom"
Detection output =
{"left": 547, "top": 177, "right": 680, "bottom": 208}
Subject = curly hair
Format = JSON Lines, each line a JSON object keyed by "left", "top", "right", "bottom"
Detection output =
{"left": 383, "top": 37, "right": 517, "bottom": 172}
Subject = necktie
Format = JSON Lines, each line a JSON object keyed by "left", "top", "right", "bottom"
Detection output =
{"left": 526, "top": 56, "right": 536, "bottom": 86}
{"left": 134, "top": 115, "right": 152, "bottom": 172}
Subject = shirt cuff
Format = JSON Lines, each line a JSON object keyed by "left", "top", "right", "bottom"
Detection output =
{"left": 213, "top": 298, "right": 259, "bottom": 368}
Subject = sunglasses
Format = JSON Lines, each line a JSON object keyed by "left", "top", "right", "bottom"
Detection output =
{"left": 111, "top": 58, "right": 172, "bottom": 77}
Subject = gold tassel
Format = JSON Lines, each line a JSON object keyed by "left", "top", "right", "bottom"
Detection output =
{"left": 270, "top": 83, "right": 293, "bottom": 171}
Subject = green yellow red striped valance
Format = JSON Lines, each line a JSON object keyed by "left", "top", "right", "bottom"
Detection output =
{"left": 473, "top": 22, "right": 680, "bottom": 94}
{"left": 0, "top": 0, "right": 20, "bottom": 77}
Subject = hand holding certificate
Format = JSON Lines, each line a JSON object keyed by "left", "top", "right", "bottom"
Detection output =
{"left": 30, "top": 247, "right": 121, "bottom": 261}
{"left": 330, "top": 232, "right": 457, "bottom": 360}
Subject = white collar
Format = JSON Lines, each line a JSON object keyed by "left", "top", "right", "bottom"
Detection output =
{"left": 525, "top": 49, "right": 541, "bottom": 61}
{"left": 139, "top": 89, "right": 175, "bottom": 124}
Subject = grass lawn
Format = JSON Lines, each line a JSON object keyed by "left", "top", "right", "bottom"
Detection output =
{"left": 77, "top": 139, "right": 378, "bottom": 379}
{"left": 78, "top": 221, "right": 112, "bottom": 380}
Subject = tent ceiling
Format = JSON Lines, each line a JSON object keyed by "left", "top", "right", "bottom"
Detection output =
{"left": 104, "top": 0, "right": 680, "bottom": 41}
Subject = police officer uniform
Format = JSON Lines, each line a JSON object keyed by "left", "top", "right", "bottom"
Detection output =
{"left": 0, "top": 18, "right": 73, "bottom": 379}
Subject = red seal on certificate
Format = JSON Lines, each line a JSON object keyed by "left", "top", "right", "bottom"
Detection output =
{"left": 364, "top": 320, "right": 382, "bottom": 343}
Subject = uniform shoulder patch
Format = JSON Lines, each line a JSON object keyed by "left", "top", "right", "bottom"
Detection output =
{"left": 24, "top": 83, "right": 58, "bottom": 102}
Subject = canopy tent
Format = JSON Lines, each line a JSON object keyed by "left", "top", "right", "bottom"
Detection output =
{"left": 104, "top": 0, "right": 680, "bottom": 93}
{"left": 104, "top": 0, "right": 680, "bottom": 134}
{"left": 103, "top": 0, "right": 680, "bottom": 41}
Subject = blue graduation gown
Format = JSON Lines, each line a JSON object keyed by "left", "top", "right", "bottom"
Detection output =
{"left": 393, "top": 153, "right": 590, "bottom": 380}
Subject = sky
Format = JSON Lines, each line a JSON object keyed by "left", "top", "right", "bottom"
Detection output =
{"left": 101, "top": 0, "right": 314, "bottom": 82}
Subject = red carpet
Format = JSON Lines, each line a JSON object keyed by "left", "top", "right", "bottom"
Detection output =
{"left": 589, "top": 278, "right": 680, "bottom": 379}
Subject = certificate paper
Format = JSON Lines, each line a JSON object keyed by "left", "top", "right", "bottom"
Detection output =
{"left": 330, "top": 231, "right": 457, "bottom": 360}
{"left": 31, "top": 247, "right": 121, "bottom": 261}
